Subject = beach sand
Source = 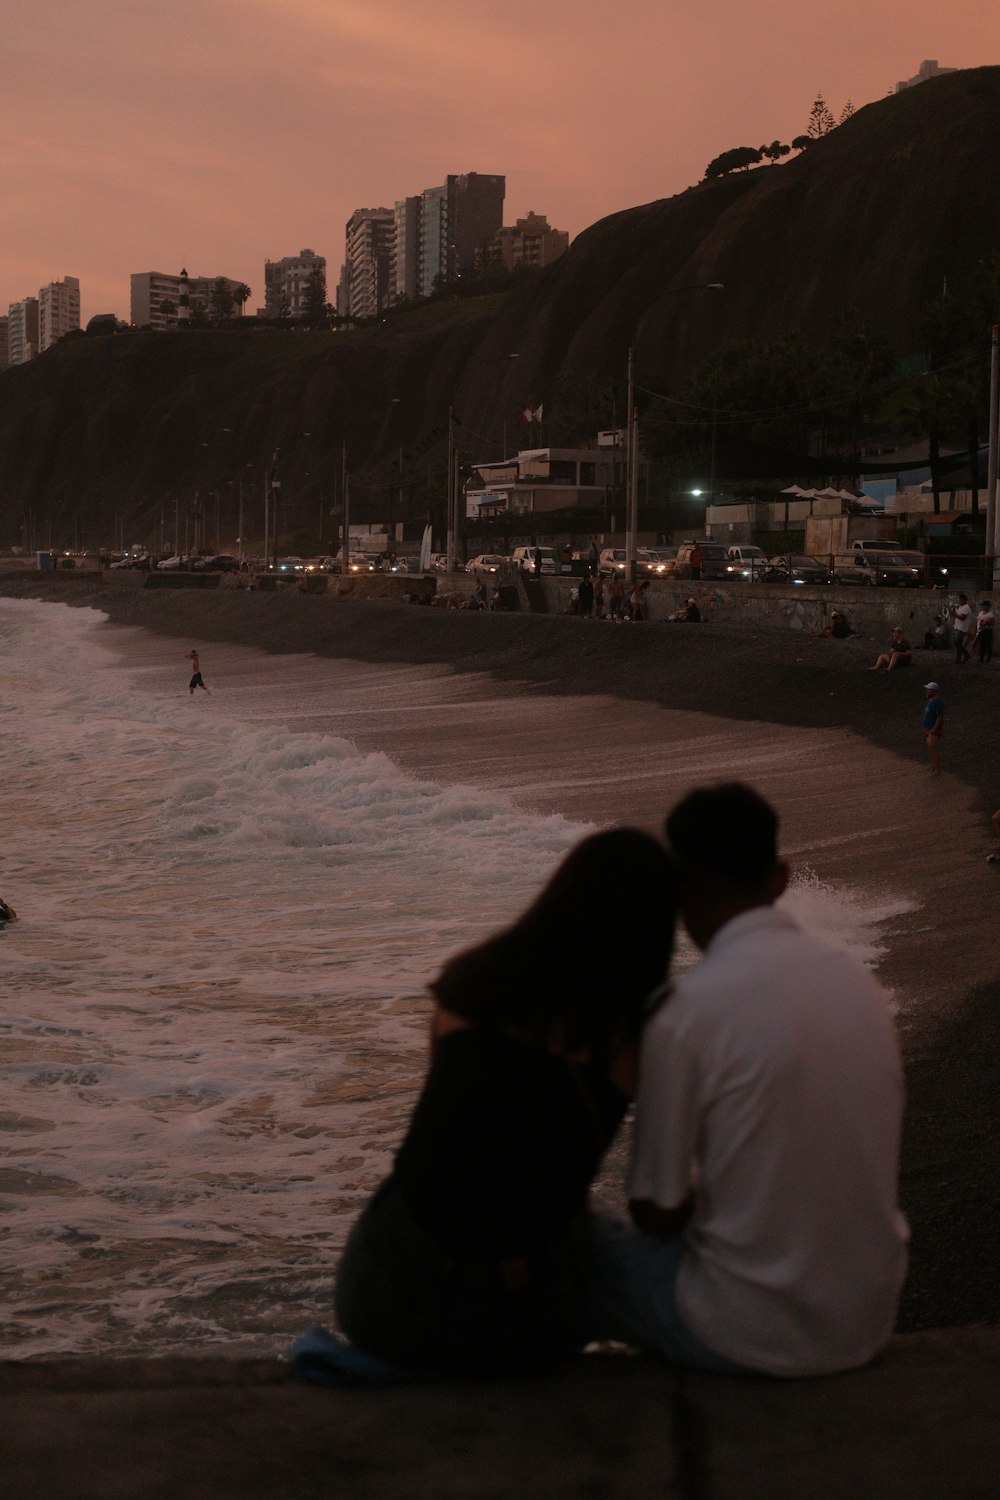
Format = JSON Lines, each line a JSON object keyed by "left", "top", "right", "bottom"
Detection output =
{"left": 4, "top": 574, "right": 999, "bottom": 1333}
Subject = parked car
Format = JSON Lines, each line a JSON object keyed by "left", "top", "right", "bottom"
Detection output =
{"left": 201, "top": 554, "right": 238, "bottom": 572}
{"left": 465, "top": 554, "right": 507, "bottom": 575}
{"left": 674, "top": 541, "right": 729, "bottom": 579}
{"left": 762, "top": 554, "right": 834, "bottom": 585}
{"left": 512, "top": 545, "right": 559, "bottom": 575}
{"left": 598, "top": 547, "right": 629, "bottom": 576}
{"left": 833, "top": 551, "right": 922, "bottom": 587}
{"left": 724, "top": 545, "right": 769, "bottom": 580}
{"left": 429, "top": 553, "right": 449, "bottom": 572}
{"left": 637, "top": 547, "right": 678, "bottom": 576}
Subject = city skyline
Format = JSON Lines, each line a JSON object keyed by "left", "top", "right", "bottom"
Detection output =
{"left": 2, "top": 0, "right": 995, "bottom": 324}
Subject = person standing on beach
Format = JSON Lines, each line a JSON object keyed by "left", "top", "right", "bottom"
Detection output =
{"left": 589, "top": 782, "right": 908, "bottom": 1378}
{"left": 951, "top": 595, "right": 972, "bottom": 663}
{"left": 923, "top": 681, "right": 943, "bottom": 775}
{"left": 974, "top": 601, "right": 995, "bottom": 663}
{"left": 186, "top": 649, "right": 209, "bottom": 695}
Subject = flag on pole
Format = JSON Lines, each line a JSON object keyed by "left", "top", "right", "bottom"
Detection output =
{"left": 518, "top": 404, "right": 544, "bottom": 425}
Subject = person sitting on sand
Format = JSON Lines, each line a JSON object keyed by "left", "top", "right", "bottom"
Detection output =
{"left": 328, "top": 829, "right": 677, "bottom": 1379}
{"left": 923, "top": 615, "right": 948, "bottom": 650}
{"left": 812, "top": 609, "right": 853, "bottom": 639}
{"left": 669, "top": 597, "right": 701, "bottom": 623}
{"left": 868, "top": 629, "right": 911, "bottom": 672}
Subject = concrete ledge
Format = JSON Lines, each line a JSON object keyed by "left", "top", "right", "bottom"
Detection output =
{"left": 2, "top": 1328, "right": 997, "bottom": 1499}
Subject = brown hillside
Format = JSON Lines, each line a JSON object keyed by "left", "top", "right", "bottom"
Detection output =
{"left": 1, "top": 67, "right": 998, "bottom": 549}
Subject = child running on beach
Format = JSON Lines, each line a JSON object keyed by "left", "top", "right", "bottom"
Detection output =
{"left": 186, "top": 649, "right": 210, "bottom": 695}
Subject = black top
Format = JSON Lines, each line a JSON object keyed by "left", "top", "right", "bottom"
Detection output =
{"left": 391, "top": 1027, "right": 627, "bottom": 1260}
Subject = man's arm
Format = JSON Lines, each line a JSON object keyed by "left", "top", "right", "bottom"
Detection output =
{"left": 628, "top": 1192, "right": 695, "bottom": 1239}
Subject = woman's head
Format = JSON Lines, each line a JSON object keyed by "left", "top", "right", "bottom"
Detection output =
{"left": 431, "top": 827, "right": 677, "bottom": 1066}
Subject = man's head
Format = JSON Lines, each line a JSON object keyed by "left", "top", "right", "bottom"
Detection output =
{"left": 892, "top": 628, "right": 903, "bottom": 640}
{"left": 959, "top": 593, "right": 968, "bottom": 603}
{"left": 924, "top": 681, "right": 939, "bottom": 697}
{"left": 665, "top": 782, "right": 788, "bottom": 950}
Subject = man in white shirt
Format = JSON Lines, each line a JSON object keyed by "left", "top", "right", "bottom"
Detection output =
{"left": 590, "top": 783, "right": 908, "bottom": 1376}
{"left": 951, "top": 594, "right": 972, "bottom": 663}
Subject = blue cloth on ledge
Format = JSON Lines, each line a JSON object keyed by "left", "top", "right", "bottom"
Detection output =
{"left": 289, "top": 1325, "right": 423, "bottom": 1388}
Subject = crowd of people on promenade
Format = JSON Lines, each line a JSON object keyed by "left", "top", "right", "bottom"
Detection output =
{"left": 292, "top": 783, "right": 910, "bottom": 1389}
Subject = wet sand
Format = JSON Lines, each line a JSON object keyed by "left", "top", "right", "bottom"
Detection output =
{"left": 4, "top": 575, "right": 999, "bottom": 1332}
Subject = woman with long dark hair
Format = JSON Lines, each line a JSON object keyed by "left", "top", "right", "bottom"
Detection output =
{"left": 323, "top": 827, "right": 677, "bottom": 1379}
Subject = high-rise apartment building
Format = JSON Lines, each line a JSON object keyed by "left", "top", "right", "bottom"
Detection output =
{"left": 7, "top": 297, "right": 40, "bottom": 365}
{"left": 263, "top": 249, "right": 326, "bottom": 320}
{"left": 0, "top": 316, "right": 9, "bottom": 370}
{"left": 392, "top": 197, "right": 422, "bottom": 303}
{"left": 336, "top": 210, "right": 394, "bottom": 321}
{"left": 415, "top": 173, "right": 506, "bottom": 296}
{"left": 447, "top": 173, "right": 505, "bottom": 279}
{"left": 38, "top": 276, "right": 81, "bottom": 351}
{"left": 482, "top": 212, "right": 569, "bottom": 271}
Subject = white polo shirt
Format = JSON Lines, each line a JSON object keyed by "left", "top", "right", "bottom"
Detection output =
{"left": 630, "top": 906, "right": 909, "bottom": 1376}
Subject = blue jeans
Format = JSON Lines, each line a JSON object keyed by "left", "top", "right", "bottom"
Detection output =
{"left": 588, "top": 1214, "right": 750, "bottom": 1374}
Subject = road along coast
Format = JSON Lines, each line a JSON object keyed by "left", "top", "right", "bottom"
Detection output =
{"left": 3, "top": 572, "right": 999, "bottom": 1336}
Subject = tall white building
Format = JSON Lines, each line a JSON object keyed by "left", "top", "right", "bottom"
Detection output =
{"left": 338, "top": 209, "right": 394, "bottom": 320}
{"left": 7, "top": 297, "right": 39, "bottom": 365}
{"left": 38, "top": 276, "right": 81, "bottom": 351}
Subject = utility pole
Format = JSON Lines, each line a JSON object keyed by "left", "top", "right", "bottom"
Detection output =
{"left": 626, "top": 347, "right": 639, "bottom": 578}
{"left": 988, "top": 324, "right": 999, "bottom": 590}
{"left": 341, "top": 441, "right": 350, "bottom": 572}
{"left": 446, "top": 405, "right": 456, "bottom": 572}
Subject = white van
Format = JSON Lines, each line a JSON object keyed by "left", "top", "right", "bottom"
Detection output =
{"left": 512, "top": 546, "right": 559, "bottom": 575}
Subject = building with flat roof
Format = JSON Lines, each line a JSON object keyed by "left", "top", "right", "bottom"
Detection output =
{"left": 480, "top": 212, "right": 569, "bottom": 272}
{"left": 337, "top": 210, "right": 394, "bottom": 321}
{"left": 7, "top": 297, "right": 39, "bottom": 365}
{"left": 392, "top": 196, "right": 421, "bottom": 303}
{"left": 262, "top": 249, "right": 325, "bottom": 320}
{"left": 39, "top": 276, "right": 81, "bottom": 351}
{"left": 131, "top": 270, "right": 245, "bottom": 328}
{"left": 0, "top": 316, "right": 9, "bottom": 370}
{"left": 895, "top": 59, "right": 957, "bottom": 92}
{"left": 465, "top": 446, "right": 618, "bottom": 519}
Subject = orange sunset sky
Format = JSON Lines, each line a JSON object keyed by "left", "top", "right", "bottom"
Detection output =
{"left": 3, "top": 0, "right": 996, "bottom": 324}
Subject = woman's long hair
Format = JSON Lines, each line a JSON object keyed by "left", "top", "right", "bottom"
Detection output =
{"left": 430, "top": 827, "right": 676, "bottom": 1069}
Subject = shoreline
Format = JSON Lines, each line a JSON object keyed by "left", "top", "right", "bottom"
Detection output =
{"left": 4, "top": 575, "right": 999, "bottom": 1334}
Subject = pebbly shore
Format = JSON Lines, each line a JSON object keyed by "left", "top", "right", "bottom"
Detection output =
{"left": 3, "top": 572, "right": 999, "bottom": 1337}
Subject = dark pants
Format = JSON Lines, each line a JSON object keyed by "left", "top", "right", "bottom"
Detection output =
{"left": 977, "top": 628, "right": 993, "bottom": 663}
{"left": 334, "top": 1179, "right": 590, "bottom": 1377}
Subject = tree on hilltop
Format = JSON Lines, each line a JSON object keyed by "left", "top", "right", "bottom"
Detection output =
{"left": 209, "top": 277, "right": 235, "bottom": 322}
{"left": 303, "top": 265, "right": 330, "bottom": 327}
{"left": 791, "top": 135, "right": 812, "bottom": 152}
{"left": 807, "top": 95, "right": 836, "bottom": 137}
{"left": 703, "top": 145, "right": 763, "bottom": 180}
{"left": 839, "top": 101, "right": 855, "bottom": 124}
{"left": 760, "top": 140, "right": 791, "bottom": 165}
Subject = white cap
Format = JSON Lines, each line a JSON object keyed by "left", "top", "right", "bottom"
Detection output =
{"left": 924, "top": 681, "right": 939, "bottom": 691}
